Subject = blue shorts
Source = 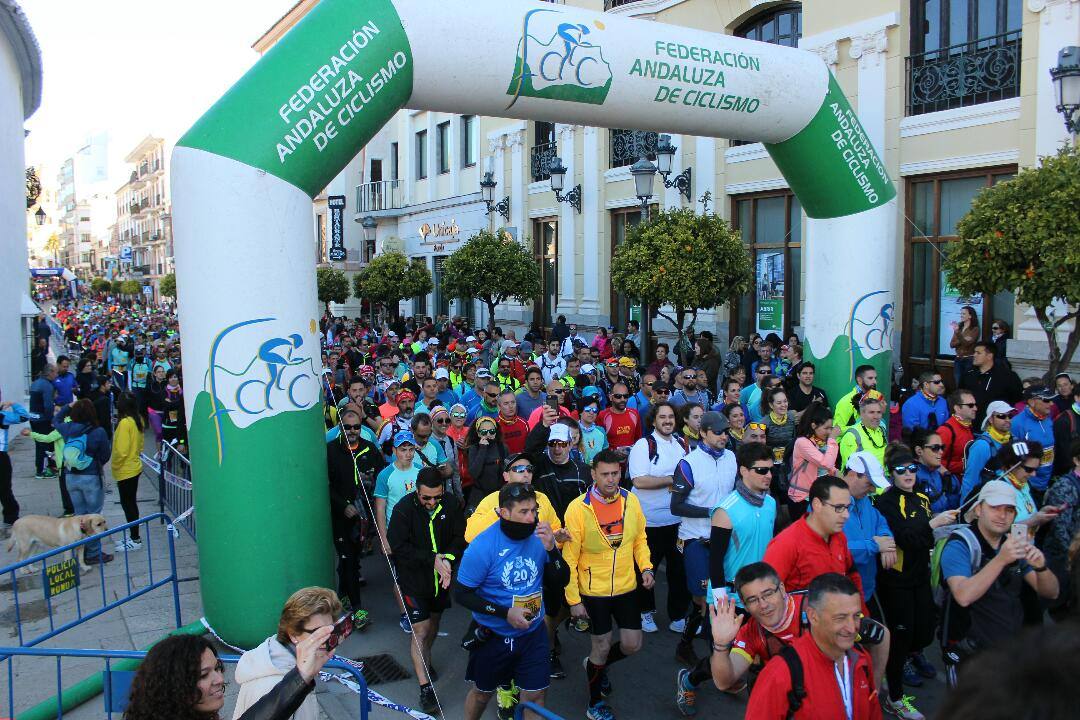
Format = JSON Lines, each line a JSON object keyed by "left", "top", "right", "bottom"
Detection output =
{"left": 465, "top": 620, "right": 550, "bottom": 693}
{"left": 683, "top": 538, "right": 710, "bottom": 598}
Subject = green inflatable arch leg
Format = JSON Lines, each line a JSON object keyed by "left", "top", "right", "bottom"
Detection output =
{"left": 173, "top": 0, "right": 894, "bottom": 646}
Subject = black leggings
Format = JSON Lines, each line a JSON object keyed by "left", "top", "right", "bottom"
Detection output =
{"left": 117, "top": 474, "right": 141, "bottom": 540}
{"left": 878, "top": 580, "right": 936, "bottom": 701}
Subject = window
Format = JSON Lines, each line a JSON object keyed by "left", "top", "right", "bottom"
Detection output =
{"left": 732, "top": 4, "right": 802, "bottom": 145}
{"left": 903, "top": 168, "right": 1016, "bottom": 373}
{"left": 610, "top": 130, "right": 657, "bottom": 169}
{"left": 415, "top": 130, "right": 428, "bottom": 180}
{"left": 531, "top": 122, "right": 557, "bottom": 182}
{"left": 461, "top": 116, "right": 477, "bottom": 167}
{"left": 391, "top": 142, "right": 399, "bottom": 181}
{"left": 315, "top": 214, "right": 326, "bottom": 262}
{"left": 532, "top": 218, "right": 559, "bottom": 329}
{"left": 608, "top": 207, "right": 655, "bottom": 330}
{"left": 436, "top": 121, "right": 451, "bottom": 174}
{"left": 433, "top": 255, "right": 450, "bottom": 319}
{"left": 907, "top": 0, "right": 1022, "bottom": 115}
{"left": 730, "top": 192, "right": 802, "bottom": 338}
{"left": 734, "top": 3, "right": 802, "bottom": 47}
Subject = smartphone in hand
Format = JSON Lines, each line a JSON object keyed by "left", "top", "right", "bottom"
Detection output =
{"left": 1010, "top": 523, "right": 1029, "bottom": 546}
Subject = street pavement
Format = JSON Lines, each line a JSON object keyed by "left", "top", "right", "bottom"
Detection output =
{"left": 0, "top": 424, "right": 951, "bottom": 719}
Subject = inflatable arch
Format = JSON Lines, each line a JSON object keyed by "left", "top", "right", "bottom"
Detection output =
{"left": 173, "top": 0, "right": 896, "bottom": 645}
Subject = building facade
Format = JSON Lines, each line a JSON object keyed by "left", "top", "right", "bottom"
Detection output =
{"left": 261, "top": 0, "right": 1078, "bottom": 378}
{"left": 54, "top": 133, "right": 113, "bottom": 281}
{"left": 113, "top": 135, "right": 172, "bottom": 299}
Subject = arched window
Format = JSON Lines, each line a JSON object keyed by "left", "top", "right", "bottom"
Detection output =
{"left": 734, "top": 3, "right": 802, "bottom": 48}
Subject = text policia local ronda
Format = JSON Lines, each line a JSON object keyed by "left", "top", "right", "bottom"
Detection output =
{"left": 632, "top": 41, "right": 762, "bottom": 113}
{"left": 276, "top": 22, "right": 408, "bottom": 163}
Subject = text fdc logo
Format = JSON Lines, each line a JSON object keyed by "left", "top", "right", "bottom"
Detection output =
{"left": 506, "top": 8, "right": 613, "bottom": 108}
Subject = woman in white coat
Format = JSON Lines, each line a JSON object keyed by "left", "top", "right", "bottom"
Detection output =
{"left": 232, "top": 587, "right": 342, "bottom": 720}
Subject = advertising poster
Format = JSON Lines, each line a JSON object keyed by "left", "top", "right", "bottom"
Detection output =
{"left": 939, "top": 271, "right": 982, "bottom": 357}
{"left": 756, "top": 251, "right": 785, "bottom": 335}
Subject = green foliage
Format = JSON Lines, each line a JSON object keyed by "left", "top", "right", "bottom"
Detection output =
{"left": 611, "top": 208, "right": 753, "bottom": 333}
{"left": 442, "top": 230, "right": 541, "bottom": 328}
{"left": 158, "top": 273, "right": 177, "bottom": 299}
{"left": 947, "top": 145, "right": 1080, "bottom": 375}
{"left": 316, "top": 267, "right": 350, "bottom": 311}
{"left": 118, "top": 280, "right": 141, "bottom": 296}
{"left": 90, "top": 277, "right": 112, "bottom": 293}
{"left": 354, "top": 251, "right": 433, "bottom": 318}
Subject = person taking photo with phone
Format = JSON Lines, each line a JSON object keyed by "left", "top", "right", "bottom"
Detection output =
{"left": 388, "top": 466, "right": 466, "bottom": 715}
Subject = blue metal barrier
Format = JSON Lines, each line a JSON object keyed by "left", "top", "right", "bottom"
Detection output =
{"left": 0, "top": 513, "right": 181, "bottom": 656}
{"left": 0, "top": 646, "right": 372, "bottom": 719}
{"left": 515, "top": 701, "right": 566, "bottom": 719}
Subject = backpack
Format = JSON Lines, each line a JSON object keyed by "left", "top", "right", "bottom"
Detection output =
{"left": 647, "top": 433, "right": 689, "bottom": 464}
{"left": 777, "top": 642, "right": 872, "bottom": 720}
{"left": 62, "top": 432, "right": 95, "bottom": 471}
{"left": 930, "top": 524, "right": 981, "bottom": 608}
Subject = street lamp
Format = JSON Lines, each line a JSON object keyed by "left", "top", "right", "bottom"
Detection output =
{"left": 1050, "top": 46, "right": 1080, "bottom": 137}
{"left": 654, "top": 134, "right": 693, "bottom": 201}
{"left": 480, "top": 171, "right": 510, "bottom": 222}
{"left": 34, "top": 206, "right": 47, "bottom": 226}
{"left": 547, "top": 156, "right": 582, "bottom": 213}
{"left": 630, "top": 156, "right": 657, "bottom": 220}
{"left": 361, "top": 215, "right": 377, "bottom": 263}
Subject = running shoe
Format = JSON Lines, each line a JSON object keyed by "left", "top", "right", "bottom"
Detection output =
{"left": 909, "top": 652, "right": 937, "bottom": 679}
{"left": 495, "top": 682, "right": 519, "bottom": 720}
{"left": 40, "top": 469, "right": 57, "bottom": 479}
{"left": 641, "top": 611, "right": 658, "bottom": 633}
{"left": 114, "top": 537, "right": 142, "bottom": 552}
{"left": 902, "top": 658, "right": 924, "bottom": 687}
{"left": 399, "top": 612, "right": 412, "bottom": 634}
{"left": 586, "top": 701, "right": 616, "bottom": 720}
{"left": 676, "top": 668, "right": 697, "bottom": 716}
{"left": 419, "top": 684, "right": 440, "bottom": 716}
{"left": 549, "top": 651, "right": 566, "bottom": 679}
{"left": 883, "top": 695, "right": 925, "bottom": 720}
{"left": 669, "top": 617, "right": 687, "bottom": 633}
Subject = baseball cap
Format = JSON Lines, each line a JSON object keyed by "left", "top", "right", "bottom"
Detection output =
{"left": 503, "top": 452, "right": 535, "bottom": 471}
{"left": 699, "top": 411, "right": 730, "bottom": 434}
{"left": 581, "top": 364, "right": 596, "bottom": 374}
{"left": 466, "top": 346, "right": 480, "bottom": 355}
{"left": 1023, "top": 384, "right": 1056, "bottom": 401}
{"left": 476, "top": 368, "right": 493, "bottom": 378}
{"left": 427, "top": 337, "right": 440, "bottom": 346}
{"left": 981, "top": 400, "right": 1016, "bottom": 430}
{"left": 548, "top": 424, "right": 572, "bottom": 443}
{"left": 434, "top": 368, "right": 450, "bottom": 380}
{"left": 964, "top": 479, "right": 1017, "bottom": 522}
{"left": 520, "top": 341, "right": 533, "bottom": 353}
{"left": 397, "top": 389, "right": 417, "bottom": 402}
{"left": 846, "top": 451, "right": 889, "bottom": 489}
{"left": 653, "top": 381, "right": 671, "bottom": 393}
{"left": 393, "top": 431, "right": 416, "bottom": 448}
{"left": 358, "top": 365, "right": 375, "bottom": 376}
{"left": 465, "top": 335, "right": 476, "bottom": 343}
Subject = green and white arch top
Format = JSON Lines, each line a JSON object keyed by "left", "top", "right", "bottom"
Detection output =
{"left": 173, "top": 0, "right": 895, "bottom": 646}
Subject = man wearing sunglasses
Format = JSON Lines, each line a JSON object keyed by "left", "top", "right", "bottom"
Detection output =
{"left": 388, "top": 467, "right": 466, "bottom": 715}
{"left": 901, "top": 371, "right": 950, "bottom": 436}
{"left": 937, "top": 391, "right": 977, "bottom": 478}
{"left": 525, "top": 418, "right": 591, "bottom": 521}
{"left": 961, "top": 400, "right": 1016, "bottom": 504}
{"left": 833, "top": 364, "right": 879, "bottom": 430}
{"left": 1010, "top": 384, "right": 1059, "bottom": 501}
{"left": 327, "top": 407, "right": 386, "bottom": 613}
{"left": 597, "top": 383, "right": 642, "bottom": 458}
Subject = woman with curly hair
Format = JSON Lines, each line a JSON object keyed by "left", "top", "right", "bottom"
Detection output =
{"left": 125, "top": 627, "right": 334, "bottom": 720}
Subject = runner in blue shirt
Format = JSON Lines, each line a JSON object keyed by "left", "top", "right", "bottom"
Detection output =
{"left": 373, "top": 431, "right": 420, "bottom": 556}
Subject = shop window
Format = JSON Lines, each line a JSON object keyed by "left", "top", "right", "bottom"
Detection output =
{"left": 730, "top": 191, "right": 802, "bottom": 339}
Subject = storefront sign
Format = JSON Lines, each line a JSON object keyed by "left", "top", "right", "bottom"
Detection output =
{"left": 46, "top": 557, "right": 80, "bottom": 597}
{"left": 328, "top": 195, "right": 346, "bottom": 261}
{"left": 419, "top": 219, "right": 460, "bottom": 244}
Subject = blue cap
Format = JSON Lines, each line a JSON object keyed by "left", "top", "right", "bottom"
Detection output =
{"left": 393, "top": 430, "right": 416, "bottom": 448}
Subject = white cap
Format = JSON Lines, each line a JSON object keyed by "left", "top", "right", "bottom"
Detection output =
{"left": 434, "top": 368, "right": 450, "bottom": 380}
{"left": 581, "top": 364, "right": 596, "bottom": 374}
{"left": 981, "top": 400, "right": 1016, "bottom": 430}
{"left": 548, "top": 423, "right": 571, "bottom": 443}
{"left": 465, "top": 335, "right": 476, "bottom": 342}
{"left": 427, "top": 337, "right": 440, "bottom": 346}
{"left": 846, "top": 451, "right": 889, "bottom": 489}
{"left": 466, "top": 347, "right": 480, "bottom": 354}
{"left": 964, "top": 479, "right": 1018, "bottom": 522}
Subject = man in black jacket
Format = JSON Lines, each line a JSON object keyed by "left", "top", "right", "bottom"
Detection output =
{"left": 961, "top": 342, "right": 1023, "bottom": 427}
{"left": 524, "top": 411, "right": 591, "bottom": 521}
{"left": 327, "top": 407, "right": 385, "bottom": 612}
{"left": 389, "top": 466, "right": 466, "bottom": 715}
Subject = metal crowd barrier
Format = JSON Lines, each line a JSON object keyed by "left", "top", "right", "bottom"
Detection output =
{"left": 145, "top": 440, "right": 196, "bottom": 540}
{"left": 0, "top": 513, "right": 182, "bottom": 656}
{"left": 516, "top": 701, "right": 566, "bottom": 719}
{"left": 0, "top": 647, "right": 372, "bottom": 719}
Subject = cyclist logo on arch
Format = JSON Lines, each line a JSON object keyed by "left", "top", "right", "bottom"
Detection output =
{"left": 506, "top": 8, "right": 613, "bottom": 109}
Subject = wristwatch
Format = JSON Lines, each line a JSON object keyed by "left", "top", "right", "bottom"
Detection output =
{"left": 1033, "top": 565, "right": 1049, "bottom": 572}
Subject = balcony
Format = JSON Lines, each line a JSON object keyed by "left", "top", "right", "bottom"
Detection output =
{"left": 906, "top": 30, "right": 1021, "bottom": 116}
{"left": 604, "top": 0, "right": 641, "bottom": 9}
{"left": 610, "top": 129, "right": 657, "bottom": 168}
{"left": 355, "top": 179, "right": 404, "bottom": 213}
{"left": 531, "top": 141, "right": 558, "bottom": 182}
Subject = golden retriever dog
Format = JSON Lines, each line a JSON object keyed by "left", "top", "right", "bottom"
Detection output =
{"left": 5, "top": 514, "right": 108, "bottom": 574}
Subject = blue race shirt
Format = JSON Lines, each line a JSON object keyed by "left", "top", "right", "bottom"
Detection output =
{"left": 714, "top": 490, "right": 776, "bottom": 603}
{"left": 456, "top": 522, "right": 550, "bottom": 637}
{"left": 374, "top": 464, "right": 419, "bottom": 520}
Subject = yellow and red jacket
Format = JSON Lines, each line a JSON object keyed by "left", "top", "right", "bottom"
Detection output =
{"left": 562, "top": 488, "right": 652, "bottom": 606}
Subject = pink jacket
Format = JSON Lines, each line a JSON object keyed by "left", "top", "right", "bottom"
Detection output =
{"left": 787, "top": 437, "right": 839, "bottom": 503}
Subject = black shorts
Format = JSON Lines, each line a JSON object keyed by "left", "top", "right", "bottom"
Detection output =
{"left": 402, "top": 591, "right": 451, "bottom": 623}
{"left": 580, "top": 592, "right": 641, "bottom": 636}
{"left": 543, "top": 584, "right": 566, "bottom": 619}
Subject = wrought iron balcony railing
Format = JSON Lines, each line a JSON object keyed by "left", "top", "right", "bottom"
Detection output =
{"left": 610, "top": 129, "right": 658, "bottom": 168}
{"left": 531, "top": 141, "right": 558, "bottom": 182}
{"left": 906, "top": 30, "right": 1021, "bottom": 116}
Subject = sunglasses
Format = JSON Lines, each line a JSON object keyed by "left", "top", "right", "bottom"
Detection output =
{"left": 892, "top": 463, "right": 918, "bottom": 474}
{"left": 644, "top": 381, "right": 655, "bottom": 387}
{"left": 1021, "top": 464, "right": 1041, "bottom": 473}
{"left": 611, "top": 393, "right": 628, "bottom": 399}
{"left": 551, "top": 388, "right": 566, "bottom": 395}
{"left": 341, "top": 423, "right": 362, "bottom": 430}
{"left": 583, "top": 406, "right": 599, "bottom": 414}
{"left": 478, "top": 429, "right": 497, "bottom": 437}
{"left": 547, "top": 440, "right": 569, "bottom": 448}
{"left": 747, "top": 422, "right": 767, "bottom": 431}
{"left": 991, "top": 325, "right": 1001, "bottom": 330}
{"left": 508, "top": 464, "right": 534, "bottom": 474}
{"left": 923, "top": 444, "right": 945, "bottom": 452}
{"left": 957, "top": 402, "right": 977, "bottom": 408}
{"left": 756, "top": 369, "right": 769, "bottom": 375}
{"left": 435, "top": 418, "right": 451, "bottom": 424}
{"left": 484, "top": 392, "right": 499, "bottom": 399}
{"left": 682, "top": 375, "right": 696, "bottom": 381}
{"left": 451, "top": 412, "right": 467, "bottom": 418}
{"left": 747, "top": 466, "right": 771, "bottom": 476}
{"left": 993, "top": 413, "right": 1013, "bottom": 420}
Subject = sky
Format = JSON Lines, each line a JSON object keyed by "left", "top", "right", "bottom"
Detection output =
{"left": 24, "top": 0, "right": 297, "bottom": 186}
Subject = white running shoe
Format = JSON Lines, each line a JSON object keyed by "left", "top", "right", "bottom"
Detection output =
{"left": 641, "top": 611, "right": 658, "bottom": 633}
{"left": 669, "top": 618, "right": 687, "bottom": 633}
{"left": 115, "top": 537, "right": 143, "bottom": 552}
